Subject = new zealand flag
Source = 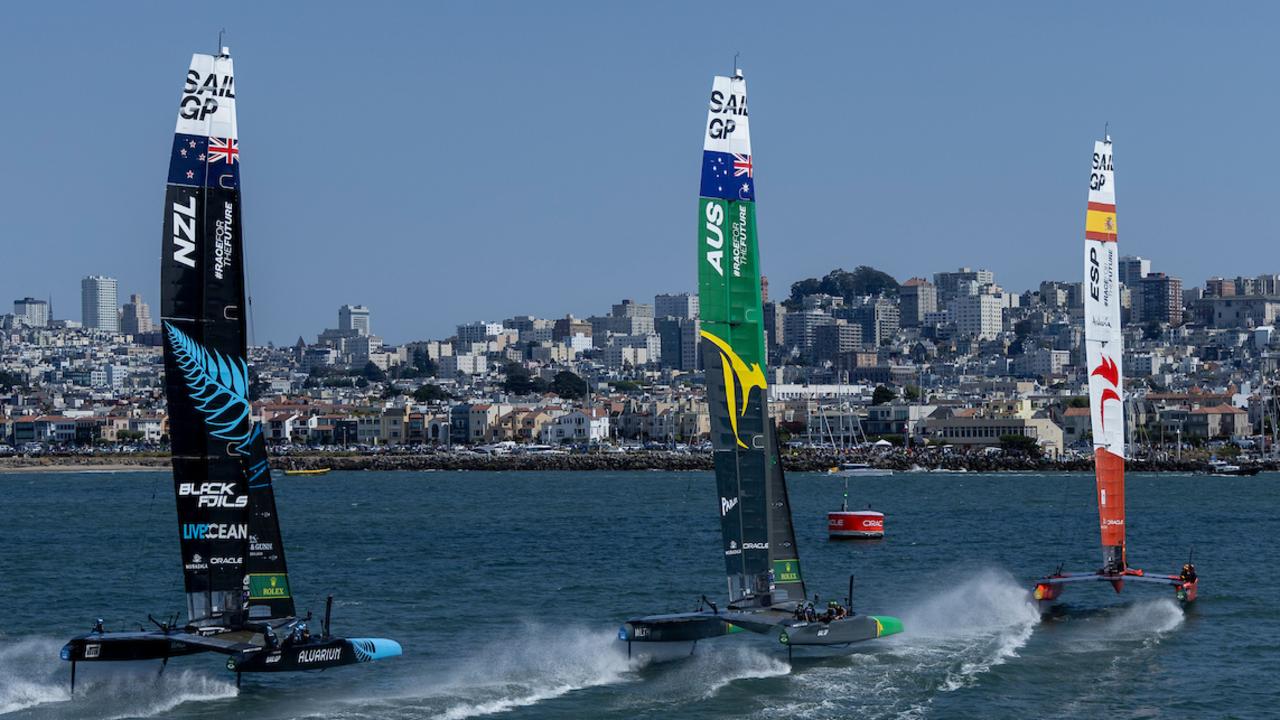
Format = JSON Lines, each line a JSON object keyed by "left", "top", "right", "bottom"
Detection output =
{"left": 168, "top": 133, "right": 239, "bottom": 189}
{"left": 700, "top": 150, "right": 754, "bottom": 201}
{"left": 169, "top": 134, "right": 208, "bottom": 187}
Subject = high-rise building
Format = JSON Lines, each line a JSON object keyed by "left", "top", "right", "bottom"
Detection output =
{"left": 1118, "top": 256, "right": 1150, "bottom": 287}
{"left": 760, "top": 275, "right": 769, "bottom": 304}
{"left": 933, "top": 267, "right": 994, "bottom": 308}
{"left": 552, "top": 315, "right": 592, "bottom": 341}
{"left": 813, "top": 322, "right": 863, "bottom": 364}
{"left": 844, "top": 298, "right": 900, "bottom": 346}
{"left": 656, "top": 317, "right": 700, "bottom": 371}
{"left": 339, "top": 304, "right": 371, "bottom": 336}
{"left": 783, "top": 309, "right": 835, "bottom": 359}
{"left": 953, "top": 293, "right": 1003, "bottom": 340}
{"left": 1133, "top": 273, "right": 1183, "bottom": 326}
{"left": 120, "top": 294, "right": 153, "bottom": 335}
{"left": 899, "top": 278, "right": 937, "bottom": 327}
{"left": 655, "top": 293, "right": 699, "bottom": 320}
{"left": 762, "top": 301, "right": 786, "bottom": 353}
{"left": 13, "top": 297, "right": 50, "bottom": 327}
{"left": 80, "top": 276, "right": 118, "bottom": 332}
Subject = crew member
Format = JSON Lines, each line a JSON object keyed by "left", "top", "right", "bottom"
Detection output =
{"left": 1180, "top": 563, "right": 1197, "bottom": 584}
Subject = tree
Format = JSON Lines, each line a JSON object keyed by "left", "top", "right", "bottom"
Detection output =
{"left": 1144, "top": 321, "right": 1162, "bottom": 340}
{"left": 381, "top": 384, "right": 404, "bottom": 399}
{"left": 1067, "top": 396, "right": 1089, "bottom": 408}
{"left": 412, "top": 349, "right": 438, "bottom": 378}
{"left": 551, "top": 370, "right": 588, "bottom": 400}
{"left": 872, "top": 385, "right": 896, "bottom": 405}
{"left": 502, "top": 361, "right": 534, "bottom": 395}
{"left": 361, "top": 361, "right": 386, "bottom": 382}
{"left": 999, "top": 434, "right": 1042, "bottom": 457}
{"left": 788, "top": 266, "right": 900, "bottom": 306}
{"left": 413, "top": 383, "right": 450, "bottom": 402}
{"left": 903, "top": 385, "right": 921, "bottom": 401}
{"left": 0, "top": 370, "right": 26, "bottom": 389}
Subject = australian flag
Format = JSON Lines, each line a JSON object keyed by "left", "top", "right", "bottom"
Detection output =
{"left": 168, "top": 133, "right": 239, "bottom": 189}
{"left": 700, "top": 151, "right": 754, "bottom": 201}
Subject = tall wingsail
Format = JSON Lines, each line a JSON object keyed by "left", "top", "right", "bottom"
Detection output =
{"left": 161, "top": 48, "right": 258, "bottom": 625}
{"left": 1083, "top": 137, "right": 1125, "bottom": 573}
{"left": 698, "top": 71, "right": 802, "bottom": 607}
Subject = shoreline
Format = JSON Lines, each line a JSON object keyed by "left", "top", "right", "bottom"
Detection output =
{"left": 0, "top": 451, "right": 1268, "bottom": 474}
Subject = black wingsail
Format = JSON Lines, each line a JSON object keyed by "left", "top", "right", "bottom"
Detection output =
{"left": 766, "top": 421, "right": 805, "bottom": 602}
{"left": 161, "top": 48, "right": 257, "bottom": 626}
{"left": 242, "top": 425, "right": 295, "bottom": 620}
{"left": 706, "top": 348, "right": 772, "bottom": 606}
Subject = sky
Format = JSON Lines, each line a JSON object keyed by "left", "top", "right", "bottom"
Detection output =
{"left": 2, "top": 2, "right": 1278, "bottom": 344}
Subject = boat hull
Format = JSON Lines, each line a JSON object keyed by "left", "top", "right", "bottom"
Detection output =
{"left": 228, "top": 637, "right": 401, "bottom": 673}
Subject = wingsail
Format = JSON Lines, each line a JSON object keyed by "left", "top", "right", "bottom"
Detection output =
{"left": 161, "top": 48, "right": 253, "bottom": 626}
{"left": 619, "top": 69, "right": 900, "bottom": 656}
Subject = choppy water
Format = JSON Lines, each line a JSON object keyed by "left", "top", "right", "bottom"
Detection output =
{"left": 0, "top": 470, "right": 1275, "bottom": 719}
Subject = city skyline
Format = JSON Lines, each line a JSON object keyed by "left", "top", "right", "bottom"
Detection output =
{"left": 4, "top": 3, "right": 1279, "bottom": 344}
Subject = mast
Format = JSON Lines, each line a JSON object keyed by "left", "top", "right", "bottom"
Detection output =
{"left": 1083, "top": 134, "right": 1126, "bottom": 573}
{"left": 698, "top": 69, "right": 804, "bottom": 607}
{"left": 161, "top": 48, "right": 292, "bottom": 624}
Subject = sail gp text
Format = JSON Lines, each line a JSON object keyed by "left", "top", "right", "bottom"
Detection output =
{"left": 213, "top": 201, "right": 234, "bottom": 281}
{"left": 181, "top": 69, "right": 234, "bottom": 121}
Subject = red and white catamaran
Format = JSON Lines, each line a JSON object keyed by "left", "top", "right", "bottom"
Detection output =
{"left": 1033, "top": 134, "right": 1198, "bottom": 611}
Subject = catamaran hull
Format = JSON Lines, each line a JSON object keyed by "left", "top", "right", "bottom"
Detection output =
{"left": 1032, "top": 571, "right": 1197, "bottom": 613}
{"left": 228, "top": 637, "right": 402, "bottom": 673}
{"left": 61, "top": 632, "right": 212, "bottom": 663}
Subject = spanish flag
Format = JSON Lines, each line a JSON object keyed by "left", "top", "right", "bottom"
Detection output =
{"left": 1085, "top": 201, "right": 1117, "bottom": 241}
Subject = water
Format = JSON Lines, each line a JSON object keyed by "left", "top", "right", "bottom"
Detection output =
{"left": 0, "top": 470, "right": 1276, "bottom": 719}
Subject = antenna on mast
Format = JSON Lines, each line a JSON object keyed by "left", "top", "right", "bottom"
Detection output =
{"left": 218, "top": 28, "right": 228, "bottom": 56}
{"left": 1104, "top": 121, "right": 1111, "bottom": 143}
{"left": 733, "top": 52, "right": 742, "bottom": 79}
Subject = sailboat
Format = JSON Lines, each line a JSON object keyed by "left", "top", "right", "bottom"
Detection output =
{"left": 60, "top": 46, "right": 400, "bottom": 688}
{"left": 1032, "top": 134, "right": 1198, "bottom": 610}
{"left": 619, "top": 69, "right": 902, "bottom": 659}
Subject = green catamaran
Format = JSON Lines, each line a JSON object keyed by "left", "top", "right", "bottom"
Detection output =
{"left": 619, "top": 68, "right": 903, "bottom": 659}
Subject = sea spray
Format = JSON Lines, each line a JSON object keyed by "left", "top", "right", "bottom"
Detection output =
{"left": 778, "top": 568, "right": 1042, "bottom": 719}
{"left": 319, "top": 624, "right": 637, "bottom": 720}
{"left": 0, "top": 636, "right": 236, "bottom": 719}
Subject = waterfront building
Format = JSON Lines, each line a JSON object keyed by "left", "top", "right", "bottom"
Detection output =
{"left": 120, "top": 294, "right": 153, "bottom": 335}
{"left": 80, "top": 276, "right": 118, "bottom": 332}
{"left": 13, "top": 297, "right": 50, "bottom": 327}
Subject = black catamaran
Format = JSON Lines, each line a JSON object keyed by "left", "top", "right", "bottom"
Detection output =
{"left": 619, "top": 69, "right": 903, "bottom": 659}
{"left": 60, "top": 46, "right": 400, "bottom": 688}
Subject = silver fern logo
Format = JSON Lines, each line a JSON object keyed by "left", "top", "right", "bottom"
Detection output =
{"left": 165, "top": 322, "right": 252, "bottom": 454}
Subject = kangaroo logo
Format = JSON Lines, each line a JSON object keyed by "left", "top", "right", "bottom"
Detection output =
{"left": 701, "top": 330, "right": 767, "bottom": 449}
{"left": 1091, "top": 354, "right": 1121, "bottom": 431}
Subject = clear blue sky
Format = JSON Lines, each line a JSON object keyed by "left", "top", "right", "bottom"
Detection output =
{"left": 3, "top": 2, "right": 1277, "bottom": 344}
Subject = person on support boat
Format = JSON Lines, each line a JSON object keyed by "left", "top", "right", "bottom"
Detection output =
{"left": 1180, "top": 563, "right": 1197, "bottom": 585}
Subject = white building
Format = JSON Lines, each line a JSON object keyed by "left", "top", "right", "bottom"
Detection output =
{"left": 456, "top": 321, "right": 504, "bottom": 345}
{"left": 439, "top": 353, "right": 487, "bottom": 376}
{"left": 541, "top": 408, "right": 610, "bottom": 443}
{"left": 81, "top": 276, "right": 119, "bottom": 332}
{"left": 13, "top": 298, "right": 50, "bottom": 328}
{"left": 953, "top": 293, "right": 1003, "bottom": 340}
{"left": 339, "top": 305, "right": 371, "bottom": 336}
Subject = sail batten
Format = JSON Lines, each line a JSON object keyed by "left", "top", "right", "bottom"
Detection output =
{"left": 1083, "top": 137, "right": 1126, "bottom": 572}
